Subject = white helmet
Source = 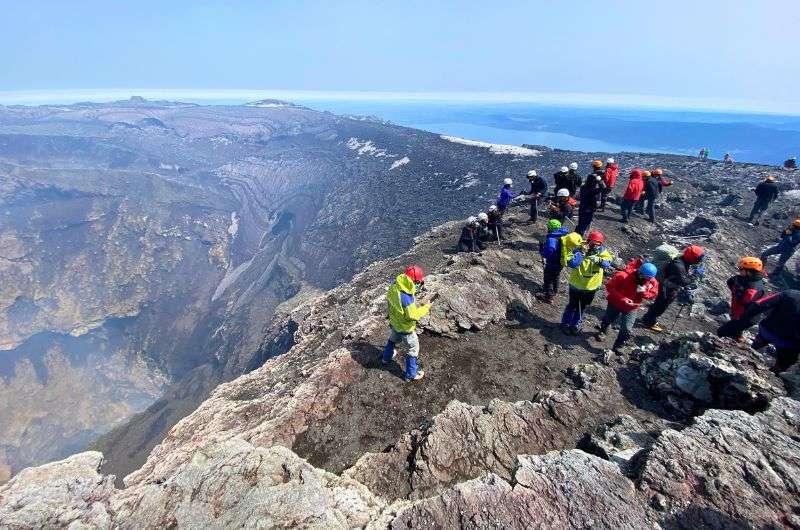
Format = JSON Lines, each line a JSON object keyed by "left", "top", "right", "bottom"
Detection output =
{"left": 607, "top": 157, "right": 615, "bottom": 164}
{"left": 489, "top": 205, "right": 498, "bottom": 212}
{"left": 478, "top": 212, "right": 489, "bottom": 222}
{"left": 569, "top": 162, "right": 578, "bottom": 170}
{"left": 527, "top": 170, "right": 537, "bottom": 177}
{"left": 503, "top": 178, "right": 513, "bottom": 186}
{"left": 557, "top": 188, "right": 570, "bottom": 197}
{"left": 467, "top": 216, "right": 478, "bottom": 225}
{"left": 560, "top": 166, "right": 569, "bottom": 173}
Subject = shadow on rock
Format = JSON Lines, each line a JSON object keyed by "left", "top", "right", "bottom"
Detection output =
{"left": 662, "top": 505, "right": 753, "bottom": 530}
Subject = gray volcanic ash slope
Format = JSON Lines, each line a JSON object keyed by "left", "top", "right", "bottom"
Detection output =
{"left": 0, "top": 98, "right": 546, "bottom": 478}
{"left": 1, "top": 135, "right": 799, "bottom": 528}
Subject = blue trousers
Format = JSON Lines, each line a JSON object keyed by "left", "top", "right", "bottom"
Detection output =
{"left": 561, "top": 287, "right": 597, "bottom": 328}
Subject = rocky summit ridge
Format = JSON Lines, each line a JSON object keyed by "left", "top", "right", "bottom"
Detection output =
{"left": 2, "top": 146, "right": 800, "bottom": 528}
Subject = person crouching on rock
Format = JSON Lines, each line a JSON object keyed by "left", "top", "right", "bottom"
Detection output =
{"left": 717, "top": 257, "right": 765, "bottom": 341}
{"left": 641, "top": 245, "right": 705, "bottom": 332}
{"left": 496, "top": 178, "right": 517, "bottom": 215}
{"left": 521, "top": 170, "right": 547, "bottom": 223}
{"left": 457, "top": 216, "right": 485, "bottom": 253}
{"left": 548, "top": 188, "right": 574, "bottom": 224}
{"left": 382, "top": 265, "right": 432, "bottom": 382}
{"left": 560, "top": 230, "right": 613, "bottom": 335}
{"left": 486, "top": 205, "right": 504, "bottom": 241}
{"left": 538, "top": 219, "right": 570, "bottom": 304}
{"left": 620, "top": 169, "right": 644, "bottom": 223}
{"left": 595, "top": 259, "right": 658, "bottom": 352}
{"left": 739, "top": 289, "right": 800, "bottom": 373}
{"left": 476, "top": 212, "right": 491, "bottom": 242}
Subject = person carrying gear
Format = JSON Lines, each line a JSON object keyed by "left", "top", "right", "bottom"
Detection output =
{"left": 575, "top": 163, "right": 606, "bottom": 235}
{"left": 641, "top": 169, "right": 662, "bottom": 222}
{"left": 761, "top": 220, "right": 800, "bottom": 278}
{"left": 595, "top": 259, "right": 659, "bottom": 352}
{"left": 620, "top": 169, "right": 644, "bottom": 223}
{"left": 548, "top": 188, "right": 574, "bottom": 223}
{"left": 520, "top": 170, "right": 547, "bottom": 222}
{"left": 785, "top": 157, "right": 797, "bottom": 170}
{"left": 538, "top": 219, "right": 571, "bottom": 303}
{"left": 457, "top": 216, "right": 485, "bottom": 253}
{"left": 487, "top": 205, "right": 505, "bottom": 241}
{"left": 641, "top": 245, "right": 705, "bottom": 332}
{"left": 747, "top": 175, "right": 779, "bottom": 224}
{"left": 560, "top": 230, "right": 613, "bottom": 335}
{"left": 382, "top": 265, "right": 432, "bottom": 381}
{"left": 554, "top": 166, "right": 570, "bottom": 193}
{"left": 739, "top": 289, "right": 800, "bottom": 373}
{"left": 476, "top": 212, "right": 491, "bottom": 241}
{"left": 599, "top": 157, "right": 619, "bottom": 211}
{"left": 565, "top": 162, "right": 583, "bottom": 196}
{"left": 717, "top": 257, "right": 765, "bottom": 341}
{"left": 496, "top": 178, "right": 518, "bottom": 214}
{"left": 634, "top": 170, "right": 652, "bottom": 214}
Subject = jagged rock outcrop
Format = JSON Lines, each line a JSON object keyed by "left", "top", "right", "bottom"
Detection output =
{"left": 579, "top": 415, "right": 657, "bottom": 476}
{"left": 639, "top": 332, "right": 785, "bottom": 417}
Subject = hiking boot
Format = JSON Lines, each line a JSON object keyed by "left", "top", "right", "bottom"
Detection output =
{"left": 544, "top": 296, "right": 555, "bottom": 305}
{"left": 648, "top": 323, "right": 664, "bottom": 332}
{"left": 568, "top": 325, "right": 580, "bottom": 335}
{"left": 382, "top": 349, "right": 397, "bottom": 365}
{"left": 405, "top": 370, "right": 425, "bottom": 382}
{"left": 560, "top": 324, "right": 571, "bottom": 335}
{"left": 593, "top": 329, "right": 607, "bottom": 341}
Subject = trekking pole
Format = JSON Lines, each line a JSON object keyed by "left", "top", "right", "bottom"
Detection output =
{"left": 669, "top": 304, "right": 685, "bottom": 334}
{"left": 495, "top": 226, "right": 501, "bottom": 245}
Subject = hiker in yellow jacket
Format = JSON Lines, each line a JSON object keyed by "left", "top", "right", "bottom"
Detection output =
{"left": 382, "top": 265, "right": 432, "bottom": 381}
{"left": 560, "top": 231, "right": 613, "bottom": 335}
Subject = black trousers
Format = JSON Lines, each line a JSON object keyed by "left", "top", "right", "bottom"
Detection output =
{"left": 753, "top": 334, "right": 800, "bottom": 373}
{"left": 530, "top": 197, "right": 540, "bottom": 222}
{"left": 542, "top": 267, "right": 561, "bottom": 298}
{"left": 748, "top": 200, "right": 769, "bottom": 222}
{"left": 642, "top": 288, "right": 674, "bottom": 325}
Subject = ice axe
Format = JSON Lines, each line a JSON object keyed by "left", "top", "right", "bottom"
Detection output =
{"left": 669, "top": 304, "right": 687, "bottom": 334}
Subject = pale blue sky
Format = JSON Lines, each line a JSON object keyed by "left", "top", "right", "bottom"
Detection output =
{"left": 1, "top": 1, "right": 799, "bottom": 110}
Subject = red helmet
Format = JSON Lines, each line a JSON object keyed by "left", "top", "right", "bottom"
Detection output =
{"left": 587, "top": 231, "right": 605, "bottom": 244}
{"left": 629, "top": 168, "right": 642, "bottom": 179}
{"left": 683, "top": 245, "right": 705, "bottom": 264}
{"left": 404, "top": 265, "right": 425, "bottom": 282}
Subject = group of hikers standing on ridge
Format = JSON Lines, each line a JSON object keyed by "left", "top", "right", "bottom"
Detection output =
{"left": 382, "top": 158, "right": 800, "bottom": 383}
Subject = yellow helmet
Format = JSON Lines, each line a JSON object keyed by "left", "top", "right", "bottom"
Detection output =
{"left": 738, "top": 256, "right": 763, "bottom": 272}
{"left": 794, "top": 219, "right": 800, "bottom": 228}
{"left": 766, "top": 175, "right": 776, "bottom": 181}
{"left": 653, "top": 168, "right": 663, "bottom": 176}
{"left": 642, "top": 170, "right": 652, "bottom": 177}
{"left": 592, "top": 159, "right": 603, "bottom": 169}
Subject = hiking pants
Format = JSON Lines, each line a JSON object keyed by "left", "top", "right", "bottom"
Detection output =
{"left": 529, "top": 196, "right": 540, "bottom": 222}
{"left": 620, "top": 199, "right": 636, "bottom": 222}
{"left": 761, "top": 245, "right": 796, "bottom": 275}
{"left": 599, "top": 189, "right": 611, "bottom": 210}
{"left": 634, "top": 196, "right": 645, "bottom": 213}
{"left": 641, "top": 287, "right": 675, "bottom": 325}
{"left": 645, "top": 197, "right": 656, "bottom": 221}
{"left": 748, "top": 200, "right": 770, "bottom": 222}
{"left": 600, "top": 304, "right": 637, "bottom": 349}
{"left": 752, "top": 333, "right": 799, "bottom": 373}
{"left": 575, "top": 208, "right": 595, "bottom": 236}
{"left": 383, "top": 328, "right": 420, "bottom": 379}
{"left": 542, "top": 267, "right": 562, "bottom": 299}
{"left": 561, "top": 287, "right": 597, "bottom": 328}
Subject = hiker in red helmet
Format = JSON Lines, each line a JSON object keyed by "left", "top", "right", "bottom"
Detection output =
{"left": 620, "top": 169, "right": 644, "bottom": 223}
{"left": 559, "top": 230, "right": 614, "bottom": 335}
{"left": 641, "top": 245, "right": 705, "bottom": 332}
{"left": 382, "top": 265, "right": 432, "bottom": 381}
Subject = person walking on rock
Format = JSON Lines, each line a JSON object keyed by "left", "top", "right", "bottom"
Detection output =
{"left": 521, "top": 170, "right": 547, "bottom": 222}
{"left": 560, "top": 230, "right": 613, "bottom": 335}
{"left": 747, "top": 175, "right": 779, "bottom": 224}
{"left": 496, "top": 178, "right": 517, "bottom": 215}
{"left": 761, "top": 219, "right": 800, "bottom": 279}
{"left": 595, "top": 259, "right": 659, "bottom": 352}
{"left": 642, "top": 169, "right": 662, "bottom": 222}
{"left": 565, "top": 162, "right": 582, "bottom": 196}
{"left": 538, "top": 219, "right": 571, "bottom": 303}
{"left": 641, "top": 245, "right": 705, "bottom": 332}
{"left": 382, "top": 265, "right": 432, "bottom": 382}
{"left": 575, "top": 161, "right": 605, "bottom": 235}
{"left": 634, "top": 170, "right": 652, "bottom": 215}
{"left": 740, "top": 289, "right": 800, "bottom": 373}
{"left": 599, "top": 157, "right": 618, "bottom": 211}
{"left": 620, "top": 169, "right": 644, "bottom": 223}
{"left": 548, "top": 188, "right": 574, "bottom": 224}
{"left": 457, "top": 216, "right": 485, "bottom": 252}
{"left": 717, "top": 257, "right": 765, "bottom": 341}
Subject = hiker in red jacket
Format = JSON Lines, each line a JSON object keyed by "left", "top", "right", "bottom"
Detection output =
{"left": 620, "top": 169, "right": 644, "bottom": 223}
{"left": 599, "top": 157, "right": 619, "bottom": 211}
{"left": 595, "top": 259, "right": 659, "bottom": 351}
{"left": 717, "top": 257, "right": 766, "bottom": 341}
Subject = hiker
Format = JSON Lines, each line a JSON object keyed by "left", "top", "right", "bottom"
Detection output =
{"left": 654, "top": 168, "right": 672, "bottom": 205}
{"left": 599, "top": 157, "right": 618, "bottom": 211}
{"left": 457, "top": 216, "right": 485, "bottom": 252}
{"left": 538, "top": 219, "right": 570, "bottom": 303}
{"left": 761, "top": 219, "right": 800, "bottom": 278}
{"left": 382, "top": 265, "right": 432, "bottom": 382}
{"left": 575, "top": 161, "right": 605, "bottom": 235}
{"left": 620, "top": 169, "right": 644, "bottom": 223}
{"left": 487, "top": 205, "right": 504, "bottom": 241}
{"left": 785, "top": 157, "right": 797, "bottom": 170}
{"left": 634, "top": 170, "right": 652, "bottom": 214}
{"left": 554, "top": 166, "right": 570, "bottom": 193}
{"left": 703, "top": 147, "right": 711, "bottom": 160}
{"left": 717, "top": 257, "right": 765, "bottom": 341}
{"left": 565, "top": 162, "right": 582, "bottom": 196}
{"left": 741, "top": 289, "right": 800, "bottom": 373}
{"left": 698, "top": 147, "right": 705, "bottom": 159}
{"left": 476, "top": 212, "right": 491, "bottom": 241}
{"left": 560, "top": 230, "right": 613, "bottom": 335}
{"left": 548, "top": 188, "right": 574, "bottom": 223}
{"left": 641, "top": 168, "right": 662, "bottom": 222}
{"left": 496, "top": 178, "right": 517, "bottom": 214}
{"left": 747, "top": 175, "right": 779, "bottom": 224}
{"left": 521, "top": 169, "right": 547, "bottom": 222}
{"left": 641, "top": 245, "right": 705, "bottom": 332}
{"left": 595, "top": 259, "right": 659, "bottom": 352}
{"left": 723, "top": 153, "right": 734, "bottom": 164}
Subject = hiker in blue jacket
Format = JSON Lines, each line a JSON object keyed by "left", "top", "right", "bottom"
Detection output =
{"left": 538, "top": 219, "right": 571, "bottom": 303}
{"left": 761, "top": 220, "right": 800, "bottom": 279}
{"left": 496, "top": 178, "right": 518, "bottom": 214}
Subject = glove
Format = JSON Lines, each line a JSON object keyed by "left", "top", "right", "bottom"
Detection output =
{"left": 636, "top": 285, "right": 647, "bottom": 293}
{"left": 587, "top": 255, "right": 601, "bottom": 264}
{"left": 600, "top": 260, "right": 612, "bottom": 269}
{"left": 694, "top": 266, "right": 706, "bottom": 277}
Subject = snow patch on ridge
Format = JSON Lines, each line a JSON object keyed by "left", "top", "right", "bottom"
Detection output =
{"left": 389, "top": 157, "right": 410, "bottom": 170}
{"left": 441, "top": 135, "right": 541, "bottom": 157}
{"left": 457, "top": 172, "right": 480, "bottom": 189}
{"left": 346, "top": 137, "right": 392, "bottom": 158}
{"left": 227, "top": 212, "right": 240, "bottom": 238}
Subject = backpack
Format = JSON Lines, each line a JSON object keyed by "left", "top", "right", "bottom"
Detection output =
{"left": 651, "top": 243, "right": 680, "bottom": 277}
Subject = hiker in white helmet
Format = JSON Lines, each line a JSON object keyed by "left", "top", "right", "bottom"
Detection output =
{"left": 476, "top": 212, "right": 491, "bottom": 241}
{"left": 548, "top": 188, "right": 574, "bottom": 223}
{"left": 496, "top": 177, "right": 517, "bottom": 215}
{"left": 457, "top": 215, "right": 484, "bottom": 252}
{"left": 599, "top": 157, "right": 620, "bottom": 211}
{"left": 486, "top": 203, "right": 505, "bottom": 241}
{"left": 565, "top": 162, "right": 582, "bottom": 196}
{"left": 520, "top": 169, "right": 547, "bottom": 223}
{"left": 554, "top": 166, "right": 570, "bottom": 194}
